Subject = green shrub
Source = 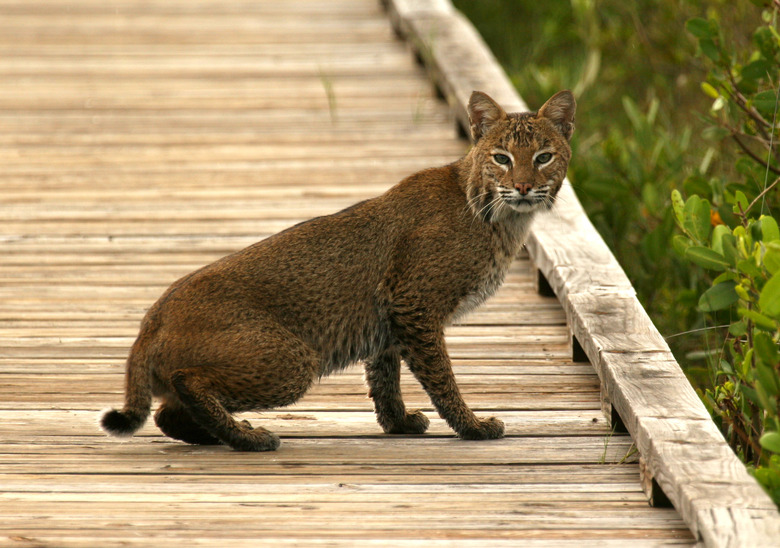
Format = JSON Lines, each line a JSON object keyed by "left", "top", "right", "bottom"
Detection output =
{"left": 673, "top": 190, "right": 780, "bottom": 502}
{"left": 673, "top": 0, "right": 780, "bottom": 504}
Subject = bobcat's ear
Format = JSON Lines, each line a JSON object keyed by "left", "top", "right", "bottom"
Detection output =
{"left": 537, "top": 90, "right": 577, "bottom": 140}
{"left": 468, "top": 91, "right": 507, "bottom": 143}
{"left": 538, "top": 90, "right": 576, "bottom": 141}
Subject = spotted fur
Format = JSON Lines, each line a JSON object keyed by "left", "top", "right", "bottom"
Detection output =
{"left": 101, "top": 91, "right": 576, "bottom": 451}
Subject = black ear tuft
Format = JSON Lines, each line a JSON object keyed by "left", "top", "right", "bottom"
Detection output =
{"left": 538, "top": 90, "right": 576, "bottom": 141}
{"left": 468, "top": 91, "right": 508, "bottom": 143}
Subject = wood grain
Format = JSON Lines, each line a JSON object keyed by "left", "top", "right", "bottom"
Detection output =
{"left": 0, "top": 0, "right": 701, "bottom": 546}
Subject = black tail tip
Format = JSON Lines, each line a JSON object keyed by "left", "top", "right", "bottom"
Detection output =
{"left": 100, "top": 408, "right": 145, "bottom": 437}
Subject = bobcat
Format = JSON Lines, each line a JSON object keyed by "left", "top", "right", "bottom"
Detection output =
{"left": 101, "top": 90, "right": 576, "bottom": 451}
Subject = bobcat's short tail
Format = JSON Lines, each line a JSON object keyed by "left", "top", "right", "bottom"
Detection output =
{"left": 100, "top": 407, "right": 147, "bottom": 437}
{"left": 100, "top": 347, "right": 153, "bottom": 438}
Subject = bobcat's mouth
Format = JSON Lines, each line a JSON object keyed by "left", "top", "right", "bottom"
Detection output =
{"left": 503, "top": 193, "right": 549, "bottom": 213}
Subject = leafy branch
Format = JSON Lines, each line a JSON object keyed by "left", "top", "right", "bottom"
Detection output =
{"left": 682, "top": 1, "right": 780, "bottom": 504}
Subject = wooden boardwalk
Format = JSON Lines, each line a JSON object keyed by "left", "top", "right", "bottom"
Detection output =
{"left": 0, "top": 0, "right": 701, "bottom": 545}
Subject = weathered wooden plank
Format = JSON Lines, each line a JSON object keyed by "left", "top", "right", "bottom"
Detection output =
{"left": 0, "top": 436, "right": 638, "bottom": 464}
{"left": 0, "top": 479, "right": 652, "bottom": 499}
{"left": 0, "top": 142, "right": 467, "bottom": 167}
{"left": 0, "top": 88, "right": 441, "bottom": 113}
{"left": 0, "top": 537, "right": 696, "bottom": 548}
{"left": 0, "top": 0, "right": 701, "bottom": 545}
{"left": 0, "top": 512, "right": 689, "bottom": 532}
{"left": 0, "top": 0, "right": 383, "bottom": 15}
{"left": 0, "top": 461, "right": 646, "bottom": 483}
{"left": 0, "top": 510, "right": 689, "bottom": 532}
{"left": 0, "top": 21, "right": 396, "bottom": 47}
{"left": 0, "top": 409, "right": 609, "bottom": 439}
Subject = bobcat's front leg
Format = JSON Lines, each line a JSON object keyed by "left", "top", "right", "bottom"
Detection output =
{"left": 365, "top": 349, "right": 429, "bottom": 435}
{"left": 395, "top": 325, "right": 504, "bottom": 440}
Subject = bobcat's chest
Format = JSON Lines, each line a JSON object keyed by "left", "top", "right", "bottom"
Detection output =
{"left": 449, "top": 248, "right": 515, "bottom": 324}
{"left": 449, "top": 215, "right": 529, "bottom": 324}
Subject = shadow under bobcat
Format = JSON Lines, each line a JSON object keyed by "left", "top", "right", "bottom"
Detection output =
{"left": 101, "top": 90, "right": 575, "bottom": 451}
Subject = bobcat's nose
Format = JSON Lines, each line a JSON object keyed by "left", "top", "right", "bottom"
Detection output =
{"left": 514, "top": 182, "right": 533, "bottom": 195}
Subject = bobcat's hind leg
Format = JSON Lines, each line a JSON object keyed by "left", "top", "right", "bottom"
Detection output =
{"left": 170, "top": 369, "right": 281, "bottom": 452}
{"left": 365, "top": 349, "right": 429, "bottom": 435}
{"left": 154, "top": 399, "right": 221, "bottom": 445}
{"left": 166, "top": 319, "right": 321, "bottom": 451}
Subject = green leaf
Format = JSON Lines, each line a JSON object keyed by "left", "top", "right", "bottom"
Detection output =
{"left": 760, "top": 432, "right": 780, "bottom": 454}
{"left": 683, "top": 195, "right": 712, "bottom": 242}
{"left": 739, "top": 307, "right": 779, "bottom": 331}
{"left": 686, "top": 18, "right": 717, "bottom": 39}
{"left": 754, "top": 26, "right": 779, "bottom": 61}
{"left": 759, "top": 271, "right": 780, "bottom": 318}
{"left": 711, "top": 224, "right": 731, "bottom": 255}
{"left": 734, "top": 226, "right": 752, "bottom": 258}
{"left": 734, "top": 191, "right": 749, "bottom": 215}
{"left": 686, "top": 246, "right": 729, "bottom": 271}
{"left": 742, "top": 384, "right": 762, "bottom": 406}
{"left": 717, "top": 203, "right": 738, "bottom": 230}
{"left": 741, "top": 59, "right": 772, "bottom": 81}
{"left": 713, "top": 271, "right": 739, "bottom": 284}
{"left": 754, "top": 90, "right": 780, "bottom": 120}
{"left": 701, "top": 82, "right": 719, "bottom": 98}
{"left": 698, "top": 281, "right": 739, "bottom": 312}
{"left": 721, "top": 233, "right": 739, "bottom": 266}
{"left": 765, "top": 242, "right": 780, "bottom": 274}
{"left": 672, "top": 235, "right": 692, "bottom": 256}
{"left": 736, "top": 284, "right": 754, "bottom": 302}
{"left": 671, "top": 190, "right": 686, "bottom": 230}
{"left": 700, "top": 39, "right": 721, "bottom": 62}
{"left": 737, "top": 258, "right": 762, "bottom": 278}
{"left": 754, "top": 331, "right": 780, "bottom": 365}
{"left": 757, "top": 365, "right": 780, "bottom": 400}
{"left": 742, "top": 348, "right": 755, "bottom": 381}
{"left": 729, "top": 319, "right": 748, "bottom": 337}
{"left": 760, "top": 215, "right": 780, "bottom": 243}
{"left": 755, "top": 349, "right": 780, "bottom": 402}
{"left": 756, "top": 382, "right": 776, "bottom": 417}
{"left": 751, "top": 219, "right": 765, "bottom": 242}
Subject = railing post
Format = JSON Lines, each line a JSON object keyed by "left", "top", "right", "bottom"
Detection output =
{"left": 640, "top": 457, "right": 673, "bottom": 508}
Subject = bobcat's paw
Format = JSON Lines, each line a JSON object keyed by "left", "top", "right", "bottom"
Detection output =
{"left": 229, "top": 429, "right": 281, "bottom": 452}
{"left": 459, "top": 416, "right": 505, "bottom": 440}
{"left": 387, "top": 409, "right": 430, "bottom": 435}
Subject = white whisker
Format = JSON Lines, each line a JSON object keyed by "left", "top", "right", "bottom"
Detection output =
{"left": 475, "top": 194, "right": 504, "bottom": 223}
{"left": 466, "top": 190, "right": 489, "bottom": 210}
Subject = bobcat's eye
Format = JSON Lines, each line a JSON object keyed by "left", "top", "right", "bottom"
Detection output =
{"left": 535, "top": 152, "right": 553, "bottom": 165}
{"left": 493, "top": 153, "right": 511, "bottom": 165}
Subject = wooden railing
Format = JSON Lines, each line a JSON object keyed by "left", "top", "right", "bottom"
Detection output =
{"left": 383, "top": 0, "right": 780, "bottom": 546}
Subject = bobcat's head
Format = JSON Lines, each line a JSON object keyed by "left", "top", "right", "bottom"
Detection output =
{"left": 465, "top": 90, "right": 576, "bottom": 221}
